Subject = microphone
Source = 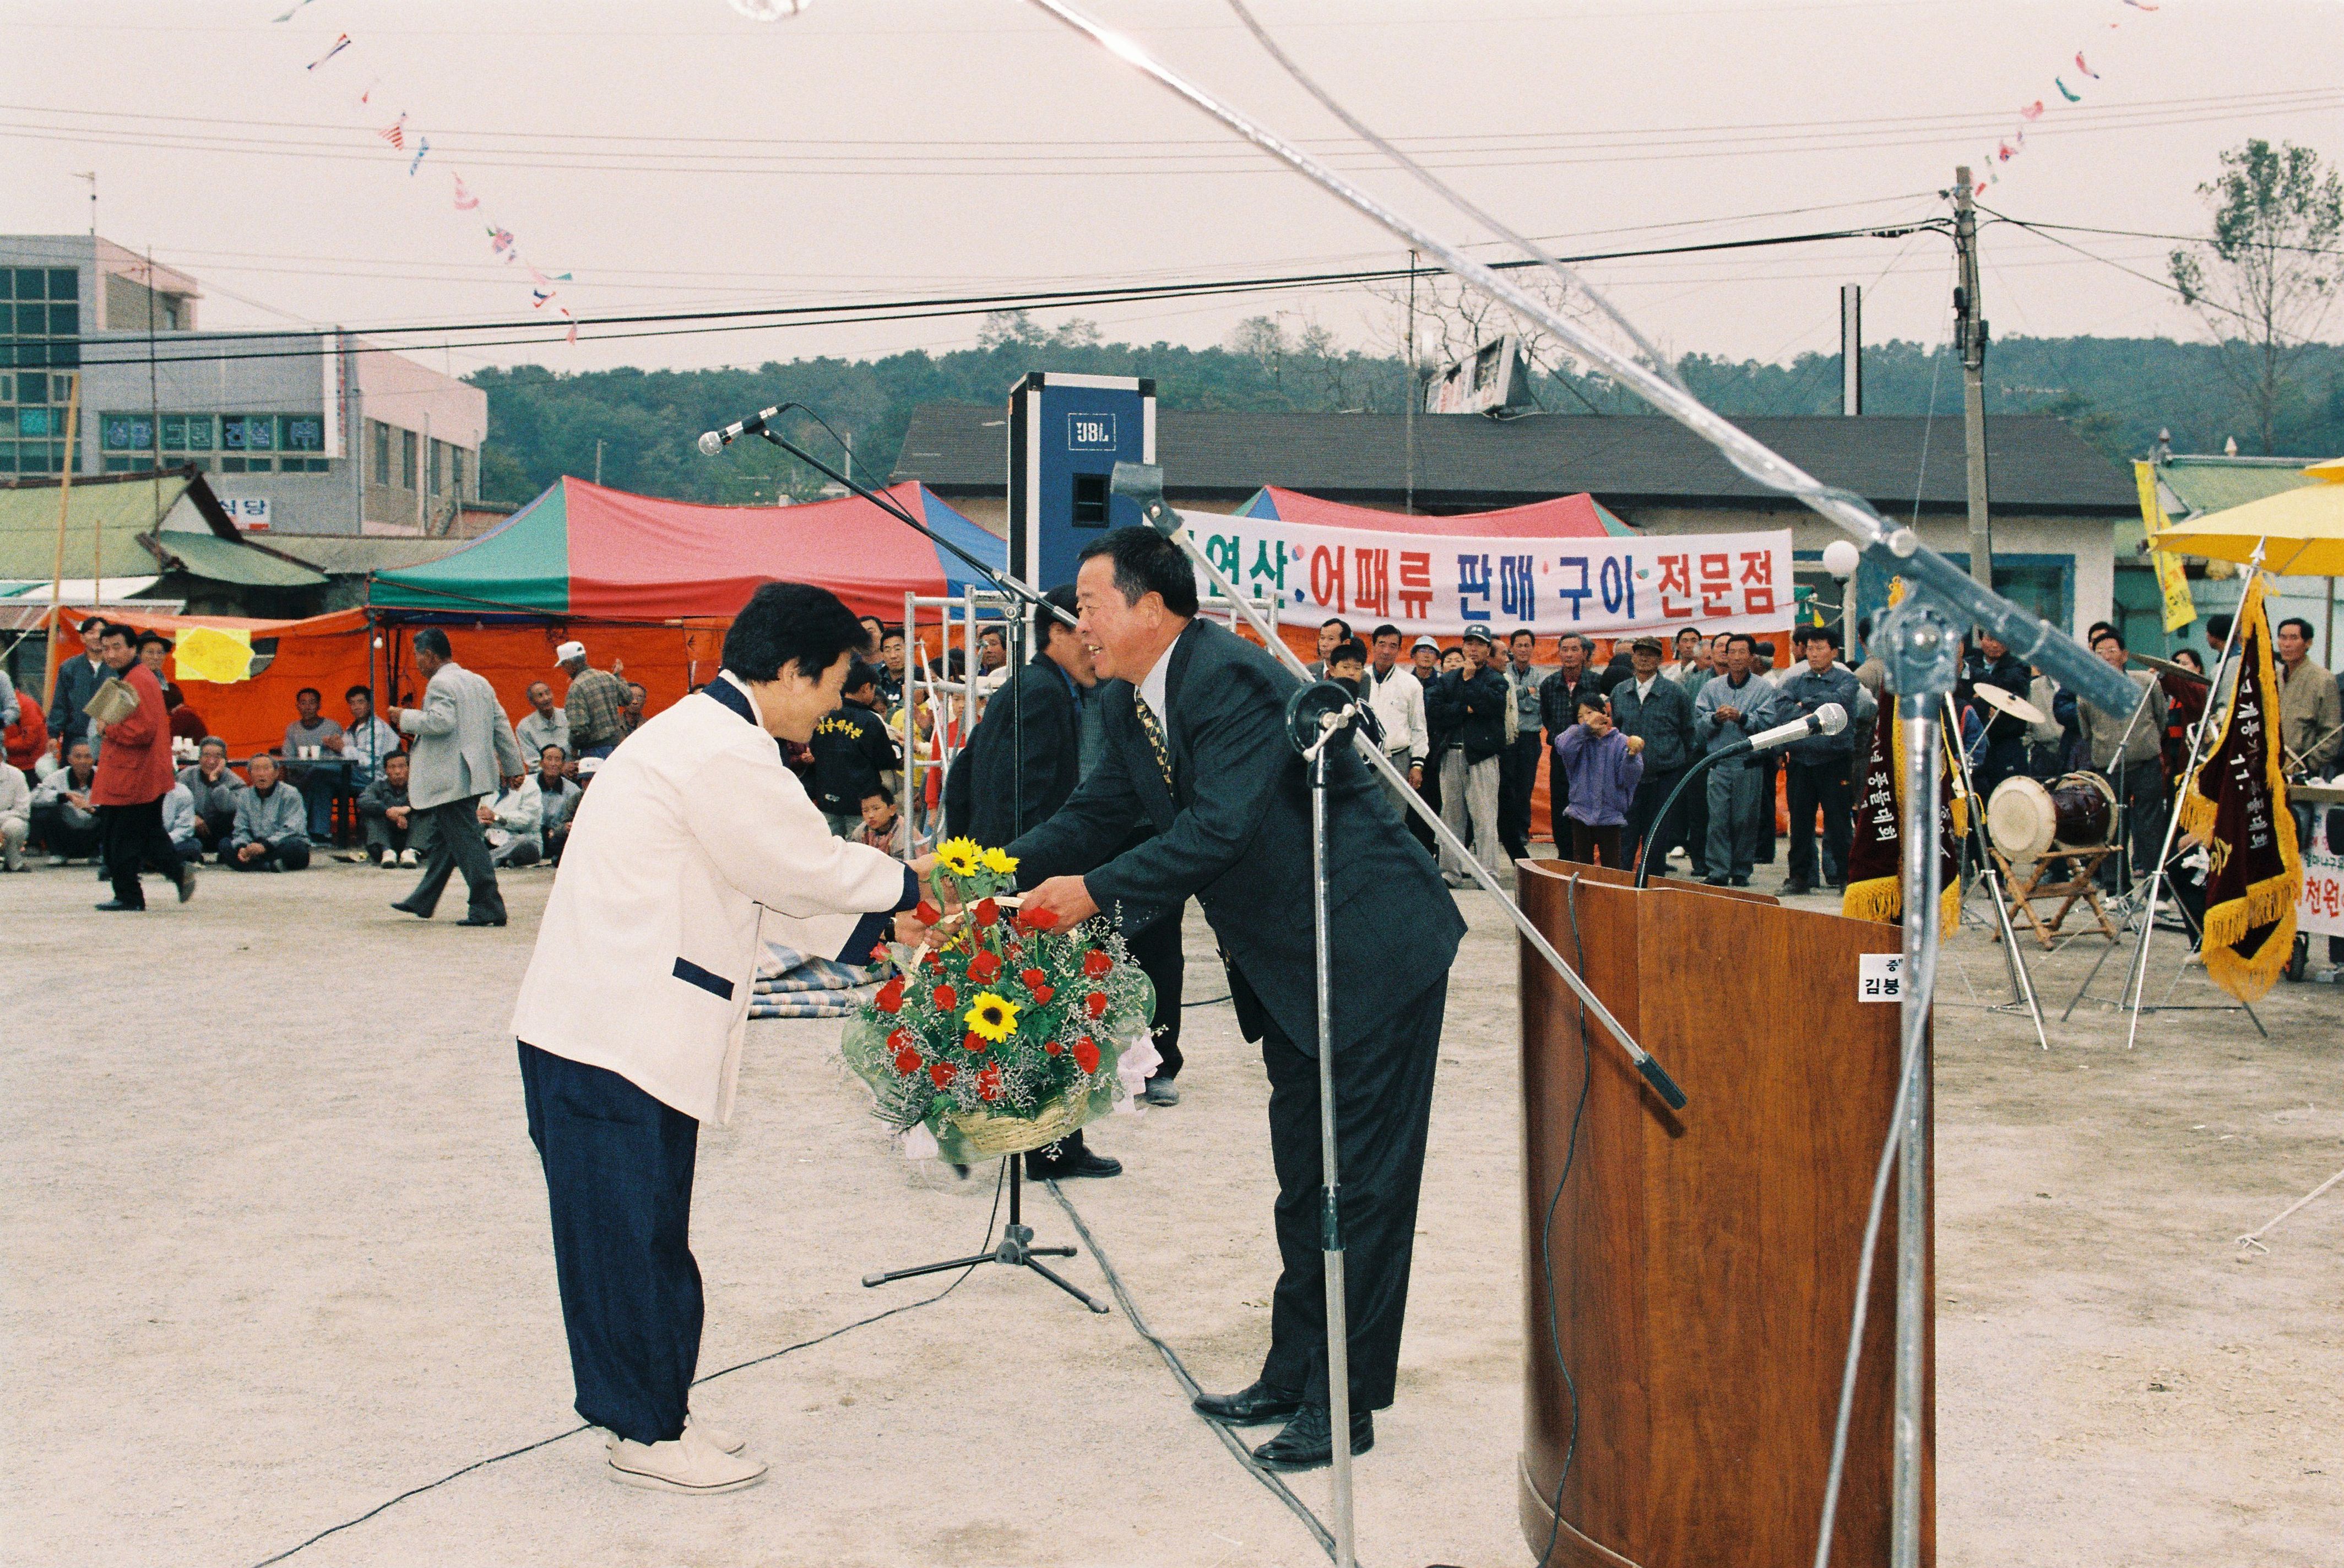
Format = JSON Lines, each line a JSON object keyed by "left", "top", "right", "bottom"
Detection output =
{"left": 697, "top": 404, "right": 785, "bottom": 455}
{"left": 1735, "top": 701, "right": 1848, "bottom": 756}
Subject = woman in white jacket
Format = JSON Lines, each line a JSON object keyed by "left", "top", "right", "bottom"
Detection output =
{"left": 509, "top": 582, "right": 933, "bottom": 1496}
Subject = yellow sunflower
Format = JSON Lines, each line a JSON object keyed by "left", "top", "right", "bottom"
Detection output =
{"left": 964, "top": 991, "right": 1021, "bottom": 1043}
{"left": 935, "top": 837, "right": 983, "bottom": 877}
{"left": 979, "top": 846, "right": 1019, "bottom": 875}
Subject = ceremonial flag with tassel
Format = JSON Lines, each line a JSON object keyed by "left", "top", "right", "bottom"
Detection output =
{"left": 1842, "top": 690, "right": 1964, "bottom": 929}
{"left": 2176, "top": 576, "right": 2300, "bottom": 1001}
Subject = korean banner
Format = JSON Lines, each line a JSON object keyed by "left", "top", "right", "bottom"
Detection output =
{"left": 2299, "top": 804, "right": 2343, "bottom": 940}
{"left": 1177, "top": 509, "right": 1792, "bottom": 641}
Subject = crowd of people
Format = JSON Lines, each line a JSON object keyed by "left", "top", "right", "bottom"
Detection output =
{"left": 8, "top": 603, "right": 2337, "bottom": 931}
{"left": 1286, "top": 606, "right": 2343, "bottom": 905}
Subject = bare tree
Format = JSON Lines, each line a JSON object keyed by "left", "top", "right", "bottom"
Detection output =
{"left": 1363, "top": 266, "right": 1615, "bottom": 413}
{"left": 2169, "top": 138, "right": 2343, "bottom": 453}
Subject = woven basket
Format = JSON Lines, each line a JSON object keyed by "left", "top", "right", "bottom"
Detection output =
{"left": 942, "top": 1092, "right": 1096, "bottom": 1159}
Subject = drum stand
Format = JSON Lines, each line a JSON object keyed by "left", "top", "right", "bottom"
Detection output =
{"left": 2001, "top": 845, "right": 2123, "bottom": 950}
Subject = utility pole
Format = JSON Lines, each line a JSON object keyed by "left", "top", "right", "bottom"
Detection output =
{"left": 594, "top": 437, "right": 604, "bottom": 486}
{"left": 1952, "top": 167, "right": 1993, "bottom": 595}
{"left": 1403, "top": 249, "right": 1417, "bottom": 516}
{"left": 1840, "top": 284, "right": 1863, "bottom": 416}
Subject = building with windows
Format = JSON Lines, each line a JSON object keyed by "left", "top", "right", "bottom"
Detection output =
{"left": 1, "top": 236, "right": 485, "bottom": 536}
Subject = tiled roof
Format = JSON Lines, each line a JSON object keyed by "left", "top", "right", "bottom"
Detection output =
{"left": 892, "top": 404, "right": 2138, "bottom": 514}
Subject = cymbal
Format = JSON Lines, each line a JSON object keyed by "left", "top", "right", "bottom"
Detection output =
{"left": 2128, "top": 650, "right": 2211, "bottom": 684}
{"left": 1970, "top": 682, "right": 2047, "bottom": 726}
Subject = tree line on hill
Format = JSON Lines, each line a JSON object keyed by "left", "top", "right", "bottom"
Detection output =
{"left": 469, "top": 324, "right": 2344, "bottom": 508}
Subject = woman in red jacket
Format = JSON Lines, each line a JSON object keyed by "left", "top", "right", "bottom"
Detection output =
{"left": 88, "top": 621, "right": 194, "bottom": 911}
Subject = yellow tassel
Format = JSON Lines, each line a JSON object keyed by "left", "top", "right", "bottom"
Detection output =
{"left": 1843, "top": 877, "right": 1901, "bottom": 923}
{"left": 2200, "top": 902, "right": 2296, "bottom": 1003}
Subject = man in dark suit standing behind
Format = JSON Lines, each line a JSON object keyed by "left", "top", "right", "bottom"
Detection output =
{"left": 1012, "top": 529, "right": 1464, "bottom": 1472}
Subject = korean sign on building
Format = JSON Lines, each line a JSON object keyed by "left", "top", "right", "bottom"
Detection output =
{"left": 1178, "top": 509, "right": 1793, "bottom": 641}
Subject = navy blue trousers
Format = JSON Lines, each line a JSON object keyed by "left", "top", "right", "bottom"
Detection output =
{"left": 518, "top": 1041, "right": 703, "bottom": 1445}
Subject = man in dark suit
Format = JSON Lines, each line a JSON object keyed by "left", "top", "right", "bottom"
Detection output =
{"left": 947, "top": 584, "right": 1162, "bottom": 1182}
{"left": 1012, "top": 528, "right": 1464, "bottom": 1472}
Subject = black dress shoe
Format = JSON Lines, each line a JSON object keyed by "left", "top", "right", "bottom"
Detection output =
{"left": 390, "top": 899, "right": 432, "bottom": 918}
{"left": 1252, "top": 1404, "right": 1374, "bottom": 1471}
{"left": 1024, "top": 1143, "right": 1121, "bottom": 1180}
{"left": 1192, "top": 1380, "right": 1304, "bottom": 1426}
{"left": 457, "top": 914, "right": 508, "bottom": 927}
{"left": 93, "top": 898, "right": 144, "bottom": 912}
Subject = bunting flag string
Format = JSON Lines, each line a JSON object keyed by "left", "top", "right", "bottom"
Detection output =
{"left": 276, "top": 14, "right": 581, "bottom": 346}
{"left": 1971, "top": 0, "right": 2152, "bottom": 193}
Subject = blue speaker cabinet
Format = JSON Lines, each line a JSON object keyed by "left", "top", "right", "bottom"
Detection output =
{"left": 1006, "top": 371, "right": 1157, "bottom": 592}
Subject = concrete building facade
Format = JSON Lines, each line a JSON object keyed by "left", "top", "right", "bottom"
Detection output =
{"left": 2, "top": 235, "right": 485, "bottom": 537}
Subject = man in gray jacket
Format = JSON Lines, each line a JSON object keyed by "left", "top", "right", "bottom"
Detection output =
{"left": 228, "top": 753, "right": 312, "bottom": 871}
{"left": 386, "top": 628, "right": 525, "bottom": 925}
{"left": 1773, "top": 626, "right": 1870, "bottom": 893}
{"left": 2077, "top": 628, "right": 2168, "bottom": 894}
{"left": 1608, "top": 636, "right": 1696, "bottom": 874}
{"left": 178, "top": 739, "right": 246, "bottom": 861}
{"left": 1694, "top": 633, "right": 1779, "bottom": 887}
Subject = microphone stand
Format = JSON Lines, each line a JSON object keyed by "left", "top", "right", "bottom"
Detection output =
{"left": 714, "top": 409, "right": 1108, "bottom": 1311}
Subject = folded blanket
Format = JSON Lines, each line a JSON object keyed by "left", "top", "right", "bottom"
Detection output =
{"left": 748, "top": 941, "right": 892, "bottom": 1020}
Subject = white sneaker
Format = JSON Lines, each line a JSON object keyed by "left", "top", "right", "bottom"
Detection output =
{"left": 399, "top": 848, "right": 419, "bottom": 867}
{"left": 379, "top": 849, "right": 399, "bottom": 868}
{"left": 606, "top": 1412, "right": 745, "bottom": 1457}
{"left": 605, "top": 1426, "right": 766, "bottom": 1494}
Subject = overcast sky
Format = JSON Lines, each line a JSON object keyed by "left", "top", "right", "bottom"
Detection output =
{"left": 5, "top": 0, "right": 2338, "bottom": 382}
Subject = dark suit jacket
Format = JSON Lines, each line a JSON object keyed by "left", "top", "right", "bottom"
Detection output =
{"left": 1008, "top": 619, "right": 1462, "bottom": 1056}
{"left": 948, "top": 655, "right": 1084, "bottom": 847}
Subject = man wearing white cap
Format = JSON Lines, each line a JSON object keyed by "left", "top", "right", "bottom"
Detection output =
{"left": 557, "top": 639, "right": 631, "bottom": 761}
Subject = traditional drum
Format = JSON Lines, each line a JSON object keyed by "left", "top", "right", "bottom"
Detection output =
{"left": 1988, "top": 772, "right": 2117, "bottom": 861}
{"left": 2049, "top": 771, "right": 2116, "bottom": 847}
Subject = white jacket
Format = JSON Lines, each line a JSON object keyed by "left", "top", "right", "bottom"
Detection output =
{"left": 509, "top": 675, "right": 913, "bottom": 1124}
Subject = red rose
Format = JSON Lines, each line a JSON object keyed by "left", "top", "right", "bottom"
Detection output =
{"left": 1084, "top": 991, "right": 1108, "bottom": 1019}
{"left": 1032, "top": 983, "right": 1054, "bottom": 1004}
{"left": 869, "top": 943, "right": 888, "bottom": 962}
{"left": 1073, "top": 1037, "right": 1100, "bottom": 1073}
{"left": 968, "top": 950, "right": 1002, "bottom": 983}
{"left": 887, "top": 1028, "right": 913, "bottom": 1052}
{"left": 893, "top": 1049, "right": 923, "bottom": 1076}
{"left": 875, "top": 979, "right": 905, "bottom": 1014}
{"left": 974, "top": 898, "right": 1000, "bottom": 927}
{"left": 1082, "top": 950, "right": 1113, "bottom": 979}
{"left": 1017, "top": 905, "right": 1059, "bottom": 931}
{"left": 1045, "top": 1039, "right": 1065, "bottom": 1055}
{"left": 929, "top": 1060, "right": 956, "bottom": 1088}
{"left": 963, "top": 1031, "right": 987, "bottom": 1053}
{"left": 931, "top": 983, "right": 957, "bottom": 1011}
{"left": 914, "top": 899, "right": 941, "bottom": 925}
{"left": 1019, "top": 967, "right": 1047, "bottom": 992}
{"left": 976, "top": 1064, "right": 1003, "bottom": 1102}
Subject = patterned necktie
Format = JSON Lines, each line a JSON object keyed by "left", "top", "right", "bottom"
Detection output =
{"left": 1135, "top": 698, "right": 1176, "bottom": 791}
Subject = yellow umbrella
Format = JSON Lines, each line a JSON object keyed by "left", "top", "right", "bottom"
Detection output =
{"left": 2154, "top": 458, "right": 2344, "bottom": 577}
{"left": 171, "top": 625, "right": 256, "bottom": 685}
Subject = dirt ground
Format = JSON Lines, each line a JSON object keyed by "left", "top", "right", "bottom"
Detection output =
{"left": 3, "top": 853, "right": 2338, "bottom": 1568}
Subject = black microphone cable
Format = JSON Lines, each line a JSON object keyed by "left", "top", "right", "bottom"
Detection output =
{"left": 246, "top": 1163, "right": 1008, "bottom": 1568}
{"left": 1531, "top": 871, "right": 1599, "bottom": 1568}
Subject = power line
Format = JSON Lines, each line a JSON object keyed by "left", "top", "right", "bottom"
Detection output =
{"left": 1984, "top": 213, "right": 2344, "bottom": 257}
{"left": 44, "top": 220, "right": 1952, "bottom": 366}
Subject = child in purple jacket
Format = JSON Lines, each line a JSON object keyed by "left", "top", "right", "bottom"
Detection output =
{"left": 1554, "top": 692, "right": 1646, "bottom": 869}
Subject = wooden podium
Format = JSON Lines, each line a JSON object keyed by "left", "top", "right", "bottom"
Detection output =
{"left": 1515, "top": 860, "right": 1932, "bottom": 1568}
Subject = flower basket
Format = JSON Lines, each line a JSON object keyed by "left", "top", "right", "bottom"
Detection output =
{"left": 840, "top": 838, "right": 1156, "bottom": 1165}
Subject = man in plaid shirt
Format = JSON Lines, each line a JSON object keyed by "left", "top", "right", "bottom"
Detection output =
{"left": 556, "top": 640, "right": 631, "bottom": 759}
